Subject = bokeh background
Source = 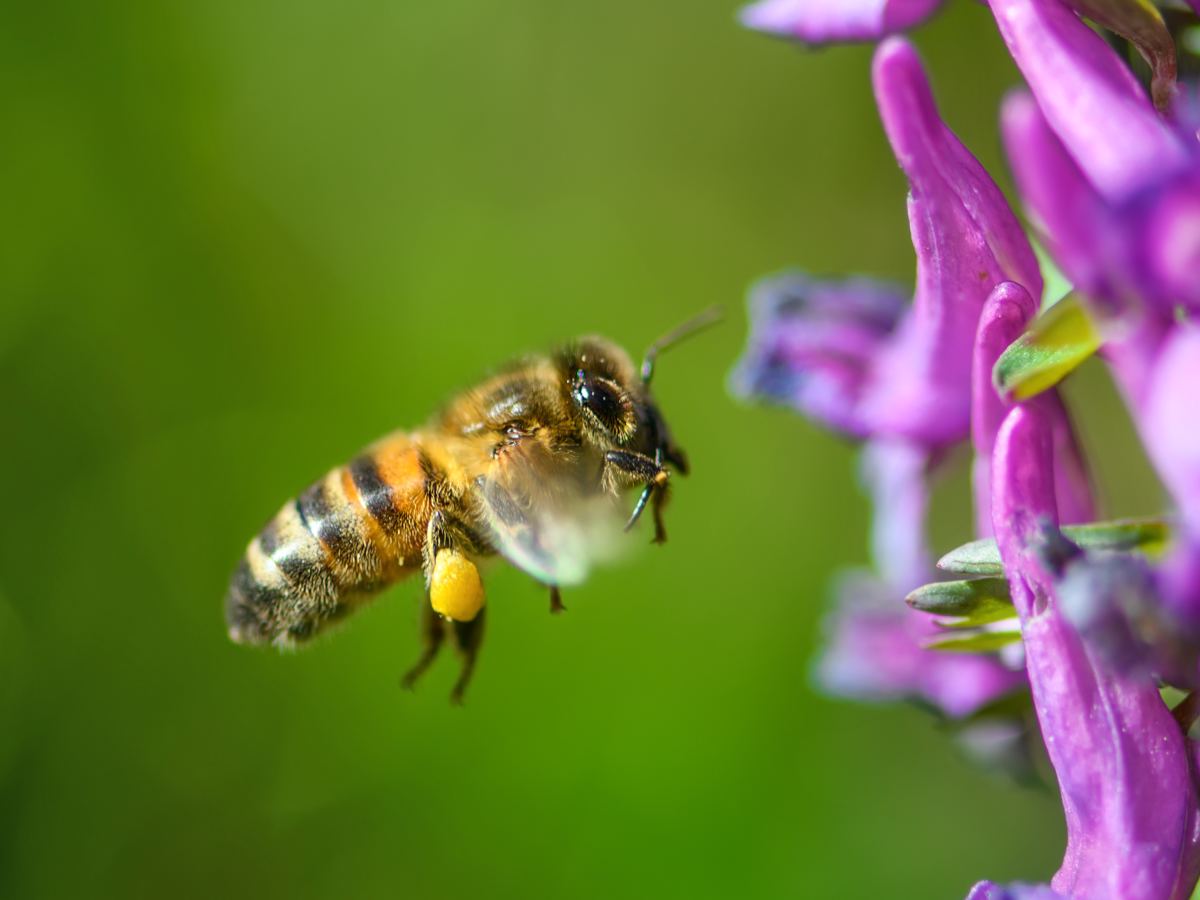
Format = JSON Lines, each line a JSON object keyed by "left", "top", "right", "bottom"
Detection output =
{"left": 0, "top": 1, "right": 1166, "bottom": 897}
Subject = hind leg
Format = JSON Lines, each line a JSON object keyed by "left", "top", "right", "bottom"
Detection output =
{"left": 401, "top": 598, "right": 446, "bottom": 690}
{"left": 449, "top": 607, "right": 486, "bottom": 705}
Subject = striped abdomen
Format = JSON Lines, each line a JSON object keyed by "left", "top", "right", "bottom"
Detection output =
{"left": 226, "top": 434, "right": 433, "bottom": 646}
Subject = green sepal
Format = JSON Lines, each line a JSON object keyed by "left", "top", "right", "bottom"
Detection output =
{"left": 905, "top": 578, "right": 1016, "bottom": 629}
{"left": 937, "top": 517, "right": 1171, "bottom": 576}
{"left": 925, "top": 630, "right": 1023, "bottom": 654}
{"left": 993, "top": 293, "right": 1102, "bottom": 400}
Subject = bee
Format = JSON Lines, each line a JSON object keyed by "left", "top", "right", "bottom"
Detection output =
{"left": 225, "top": 311, "right": 718, "bottom": 701}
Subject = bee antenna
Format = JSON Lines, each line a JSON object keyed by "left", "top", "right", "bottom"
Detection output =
{"left": 640, "top": 306, "right": 723, "bottom": 385}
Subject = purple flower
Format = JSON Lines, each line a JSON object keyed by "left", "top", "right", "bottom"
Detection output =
{"left": 738, "top": 0, "right": 943, "bottom": 44}
{"left": 814, "top": 440, "right": 1024, "bottom": 717}
{"left": 729, "top": 273, "right": 909, "bottom": 439}
{"left": 735, "top": 39, "right": 1036, "bottom": 719}
{"left": 985, "top": 402, "right": 1200, "bottom": 900}
{"left": 734, "top": 39, "right": 1043, "bottom": 449}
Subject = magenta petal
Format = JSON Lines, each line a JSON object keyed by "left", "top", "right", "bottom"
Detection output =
{"left": 989, "top": 0, "right": 1189, "bottom": 203}
{"left": 1144, "top": 326, "right": 1200, "bottom": 536}
{"left": 1131, "top": 171, "right": 1200, "bottom": 314}
{"left": 992, "top": 404, "right": 1200, "bottom": 900}
{"left": 858, "top": 39, "right": 1043, "bottom": 448}
{"left": 738, "top": 0, "right": 943, "bottom": 44}
{"left": 1001, "top": 91, "right": 1121, "bottom": 305}
{"left": 972, "top": 282, "right": 1039, "bottom": 537}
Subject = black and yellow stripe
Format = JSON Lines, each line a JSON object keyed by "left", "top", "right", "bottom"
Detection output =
{"left": 225, "top": 435, "right": 433, "bottom": 646}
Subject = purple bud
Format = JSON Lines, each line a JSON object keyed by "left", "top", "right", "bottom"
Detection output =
{"left": 972, "top": 283, "right": 1039, "bottom": 537}
{"left": 738, "top": 0, "right": 943, "bottom": 44}
{"left": 970, "top": 282, "right": 1094, "bottom": 537}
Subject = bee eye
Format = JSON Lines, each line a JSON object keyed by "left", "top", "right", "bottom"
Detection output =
{"left": 572, "top": 372, "right": 627, "bottom": 431}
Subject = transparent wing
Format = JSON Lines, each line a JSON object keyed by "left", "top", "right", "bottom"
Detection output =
{"left": 475, "top": 454, "right": 624, "bottom": 587}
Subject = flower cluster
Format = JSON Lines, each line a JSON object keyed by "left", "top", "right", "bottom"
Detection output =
{"left": 731, "top": 2, "right": 1200, "bottom": 897}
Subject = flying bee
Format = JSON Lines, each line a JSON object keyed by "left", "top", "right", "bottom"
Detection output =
{"left": 225, "top": 311, "right": 718, "bottom": 702}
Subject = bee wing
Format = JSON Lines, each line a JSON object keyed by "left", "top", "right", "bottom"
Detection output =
{"left": 475, "top": 464, "right": 624, "bottom": 587}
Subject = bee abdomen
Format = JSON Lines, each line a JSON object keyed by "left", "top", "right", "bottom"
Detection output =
{"left": 226, "top": 438, "right": 434, "bottom": 647}
{"left": 226, "top": 468, "right": 390, "bottom": 646}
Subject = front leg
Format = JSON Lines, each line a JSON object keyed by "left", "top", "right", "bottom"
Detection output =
{"left": 604, "top": 449, "right": 670, "bottom": 542}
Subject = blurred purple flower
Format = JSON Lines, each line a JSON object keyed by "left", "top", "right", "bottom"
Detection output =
{"left": 815, "top": 440, "right": 1024, "bottom": 717}
{"left": 967, "top": 882, "right": 1065, "bottom": 900}
{"left": 738, "top": 0, "right": 943, "bottom": 44}
{"left": 734, "top": 38, "right": 1035, "bottom": 718}
{"left": 985, "top": 402, "right": 1200, "bottom": 900}
{"left": 729, "top": 273, "right": 908, "bottom": 439}
{"left": 733, "top": 39, "right": 1042, "bottom": 450}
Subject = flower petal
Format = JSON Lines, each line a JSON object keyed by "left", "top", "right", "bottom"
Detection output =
{"left": 738, "top": 0, "right": 943, "bottom": 44}
{"left": 1129, "top": 170, "right": 1200, "bottom": 315}
{"left": 1001, "top": 91, "right": 1123, "bottom": 305}
{"left": 972, "top": 282, "right": 1039, "bottom": 537}
{"left": 989, "top": 0, "right": 1189, "bottom": 202}
{"left": 729, "top": 271, "right": 908, "bottom": 437}
{"left": 970, "top": 282, "right": 1094, "bottom": 536}
{"left": 1144, "top": 326, "right": 1200, "bottom": 535}
{"left": 858, "top": 39, "right": 1043, "bottom": 447}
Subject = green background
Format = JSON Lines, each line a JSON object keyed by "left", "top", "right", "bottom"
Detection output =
{"left": 0, "top": 1, "right": 1164, "bottom": 897}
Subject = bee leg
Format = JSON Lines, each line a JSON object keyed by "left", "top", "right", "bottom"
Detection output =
{"left": 401, "top": 598, "right": 446, "bottom": 691}
{"left": 449, "top": 607, "right": 486, "bottom": 705}
{"left": 604, "top": 449, "right": 669, "bottom": 538}
{"left": 650, "top": 480, "right": 670, "bottom": 545}
{"left": 549, "top": 585, "right": 566, "bottom": 614}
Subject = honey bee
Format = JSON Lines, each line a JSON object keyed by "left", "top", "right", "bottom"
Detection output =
{"left": 225, "top": 312, "right": 717, "bottom": 701}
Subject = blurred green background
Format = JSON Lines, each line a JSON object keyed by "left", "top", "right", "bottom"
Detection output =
{"left": 0, "top": 1, "right": 1164, "bottom": 897}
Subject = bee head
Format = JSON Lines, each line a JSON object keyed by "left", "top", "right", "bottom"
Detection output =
{"left": 562, "top": 338, "right": 641, "bottom": 444}
{"left": 562, "top": 309, "right": 720, "bottom": 472}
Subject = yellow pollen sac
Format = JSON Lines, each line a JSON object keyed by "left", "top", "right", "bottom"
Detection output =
{"left": 430, "top": 549, "right": 485, "bottom": 622}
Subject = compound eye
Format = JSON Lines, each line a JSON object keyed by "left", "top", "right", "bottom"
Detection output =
{"left": 573, "top": 371, "right": 628, "bottom": 432}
